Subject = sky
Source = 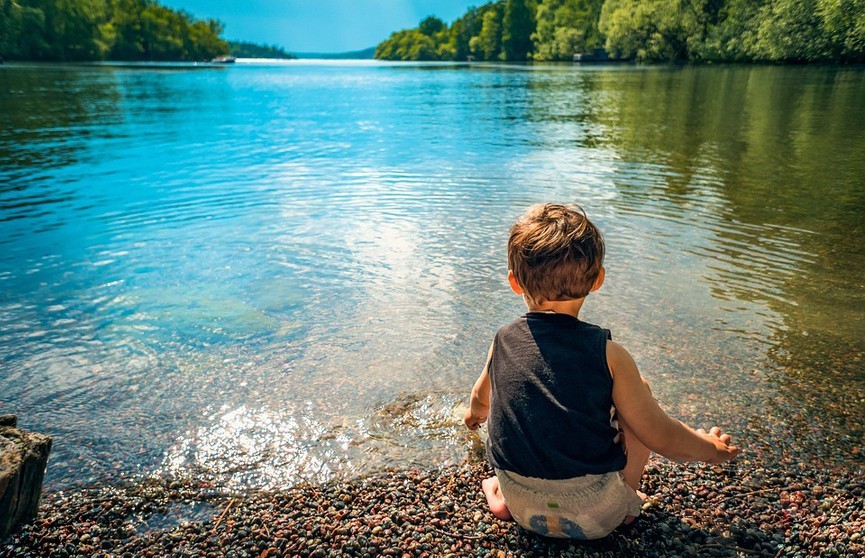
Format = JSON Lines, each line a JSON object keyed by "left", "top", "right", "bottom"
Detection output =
{"left": 165, "top": 0, "right": 483, "bottom": 53}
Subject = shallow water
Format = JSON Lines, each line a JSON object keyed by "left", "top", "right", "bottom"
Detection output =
{"left": 1, "top": 61, "right": 863, "bottom": 489}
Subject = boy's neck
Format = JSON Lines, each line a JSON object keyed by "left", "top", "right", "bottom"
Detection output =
{"left": 525, "top": 296, "right": 586, "bottom": 319}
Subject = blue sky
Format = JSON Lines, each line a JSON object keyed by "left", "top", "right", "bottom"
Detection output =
{"left": 165, "top": 0, "right": 483, "bottom": 53}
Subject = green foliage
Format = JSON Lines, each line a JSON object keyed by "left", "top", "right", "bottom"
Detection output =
{"left": 474, "top": 4, "right": 504, "bottom": 60}
{"left": 598, "top": 0, "right": 865, "bottom": 62}
{"left": 418, "top": 15, "right": 445, "bottom": 36}
{"left": 0, "top": 0, "right": 229, "bottom": 61}
{"left": 375, "top": 28, "right": 438, "bottom": 60}
{"left": 502, "top": 0, "right": 536, "bottom": 60}
{"left": 454, "top": 4, "right": 501, "bottom": 59}
{"left": 532, "top": 0, "right": 604, "bottom": 60}
{"left": 754, "top": 0, "right": 831, "bottom": 61}
{"left": 374, "top": 14, "right": 451, "bottom": 60}
{"left": 371, "top": 0, "right": 864, "bottom": 63}
{"left": 229, "top": 41, "right": 295, "bottom": 59}
{"left": 599, "top": 0, "right": 702, "bottom": 61}
{"left": 692, "top": 0, "right": 765, "bottom": 61}
{"left": 819, "top": 0, "right": 865, "bottom": 62}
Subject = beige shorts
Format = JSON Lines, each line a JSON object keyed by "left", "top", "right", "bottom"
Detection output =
{"left": 495, "top": 467, "right": 642, "bottom": 540}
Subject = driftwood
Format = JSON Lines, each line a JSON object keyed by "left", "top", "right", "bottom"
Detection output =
{"left": 0, "top": 416, "right": 52, "bottom": 540}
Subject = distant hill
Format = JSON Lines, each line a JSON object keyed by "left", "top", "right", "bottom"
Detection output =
{"left": 229, "top": 41, "right": 295, "bottom": 59}
{"left": 292, "top": 47, "right": 376, "bottom": 60}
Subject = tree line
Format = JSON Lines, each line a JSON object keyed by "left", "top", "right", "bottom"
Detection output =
{"left": 0, "top": 0, "right": 229, "bottom": 61}
{"left": 374, "top": 0, "right": 865, "bottom": 63}
{"left": 228, "top": 41, "right": 295, "bottom": 60}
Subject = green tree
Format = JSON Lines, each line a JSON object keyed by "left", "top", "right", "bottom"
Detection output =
{"left": 753, "top": 0, "right": 830, "bottom": 61}
{"left": 471, "top": 3, "right": 503, "bottom": 60}
{"left": 502, "top": 0, "right": 536, "bottom": 60}
{"left": 532, "top": 0, "right": 604, "bottom": 61}
{"left": 15, "top": 1, "right": 51, "bottom": 59}
{"left": 375, "top": 28, "right": 438, "bottom": 60}
{"left": 599, "top": 0, "right": 703, "bottom": 61}
{"left": 58, "top": 0, "right": 111, "bottom": 60}
{"left": 108, "top": 0, "right": 146, "bottom": 59}
{"left": 818, "top": 0, "right": 865, "bottom": 61}
{"left": 0, "top": 0, "right": 227, "bottom": 61}
{"left": 372, "top": 0, "right": 865, "bottom": 63}
{"left": 0, "top": 0, "right": 24, "bottom": 58}
{"left": 693, "top": 0, "right": 766, "bottom": 61}
{"left": 418, "top": 15, "right": 445, "bottom": 36}
{"left": 228, "top": 40, "right": 295, "bottom": 59}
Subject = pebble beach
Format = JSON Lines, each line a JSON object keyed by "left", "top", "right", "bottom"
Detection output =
{"left": 2, "top": 454, "right": 862, "bottom": 558}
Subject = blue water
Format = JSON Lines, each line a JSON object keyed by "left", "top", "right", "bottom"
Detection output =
{"left": 1, "top": 60, "right": 863, "bottom": 489}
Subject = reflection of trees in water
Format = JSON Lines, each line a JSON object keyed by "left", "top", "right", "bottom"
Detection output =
{"left": 0, "top": 65, "right": 122, "bottom": 173}
{"left": 0, "top": 66, "right": 125, "bottom": 253}
{"left": 558, "top": 65, "right": 865, "bottom": 463}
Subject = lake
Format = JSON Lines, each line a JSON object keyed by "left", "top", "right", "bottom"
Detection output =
{"left": 1, "top": 60, "right": 863, "bottom": 490}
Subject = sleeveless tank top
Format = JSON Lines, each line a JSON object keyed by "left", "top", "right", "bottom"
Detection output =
{"left": 486, "top": 312, "right": 627, "bottom": 479}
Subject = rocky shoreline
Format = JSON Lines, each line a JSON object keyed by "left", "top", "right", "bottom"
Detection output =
{"left": 1, "top": 456, "right": 862, "bottom": 557}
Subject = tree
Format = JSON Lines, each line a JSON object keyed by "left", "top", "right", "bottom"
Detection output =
{"left": 532, "top": 0, "right": 604, "bottom": 60}
{"left": 502, "top": 0, "right": 535, "bottom": 60}
{"left": 754, "top": 0, "right": 830, "bottom": 61}
{"left": 599, "top": 0, "right": 702, "bottom": 61}
{"left": 0, "top": 0, "right": 227, "bottom": 61}
{"left": 0, "top": 0, "right": 24, "bottom": 58}
{"left": 418, "top": 15, "right": 445, "bottom": 36}
{"left": 375, "top": 28, "right": 437, "bottom": 60}
{"left": 374, "top": 0, "right": 865, "bottom": 63}
{"left": 818, "top": 0, "right": 865, "bottom": 61}
{"left": 472, "top": 3, "right": 503, "bottom": 60}
{"left": 108, "top": 0, "right": 147, "bottom": 59}
{"left": 693, "top": 0, "right": 766, "bottom": 61}
{"left": 450, "top": 3, "right": 501, "bottom": 60}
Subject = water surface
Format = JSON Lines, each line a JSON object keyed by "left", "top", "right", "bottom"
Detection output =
{"left": 1, "top": 61, "right": 863, "bottom": 489}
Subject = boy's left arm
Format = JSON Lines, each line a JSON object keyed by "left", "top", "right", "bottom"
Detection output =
{"left": 464, "top": 342, "right": 494, "bottom": 430}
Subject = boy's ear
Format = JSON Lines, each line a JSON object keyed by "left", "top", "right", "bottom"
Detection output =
{"left": 590, "top": 266, "right": 605, "bottom": 292}
{"left": 507, "top": 270, "right": 524, "bottom": 295}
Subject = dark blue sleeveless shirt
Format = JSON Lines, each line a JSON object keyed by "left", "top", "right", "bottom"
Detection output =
{"left": 486, "top": 312, "right": 626, "bottom": 479}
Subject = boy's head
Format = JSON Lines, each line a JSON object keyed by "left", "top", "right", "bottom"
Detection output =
{"left": 508, "top": 203, "right": 605, "bottom": 305}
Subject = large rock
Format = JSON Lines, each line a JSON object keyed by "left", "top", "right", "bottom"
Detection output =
{"left": 0, "top": 416, "right": 52, "bottom": 540}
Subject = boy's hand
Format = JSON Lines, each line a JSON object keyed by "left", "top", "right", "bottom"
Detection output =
{"left": 697, "top": 426, "right": 741, "bottom": 464}
{"left": 464, "top": 409, "right": 487, "bottom": 430}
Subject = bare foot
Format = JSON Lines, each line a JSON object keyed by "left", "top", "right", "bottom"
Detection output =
{"left": 623, "top": 490, "right": 648, "bottom": 525}
{"left": 481, "top": 477, "right": 512, "bottom": 521}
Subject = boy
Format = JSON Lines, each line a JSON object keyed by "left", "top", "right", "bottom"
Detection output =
{"left": 464, "top": 203, "right": 740, "bottom": 540}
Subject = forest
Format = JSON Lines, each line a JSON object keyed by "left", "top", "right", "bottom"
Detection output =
{"left": 374, "top": 0, "right": 865, "bottom": 63}
{"left": 0, "top": 0, "right": 228, "bottom": 61}
{"left": 228, "top": 41, "right": 295, "bottom": 60}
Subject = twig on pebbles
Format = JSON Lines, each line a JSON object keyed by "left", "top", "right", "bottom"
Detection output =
{"left": 212, "top": 499, "right": 236, "bottom": 533}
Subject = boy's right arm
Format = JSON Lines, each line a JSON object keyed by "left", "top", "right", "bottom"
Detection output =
{"left": 608, "top": 340, "right": 740, "bottom": 464}
{"left": 464, "top": 342, "right": 494, "bottom": 430}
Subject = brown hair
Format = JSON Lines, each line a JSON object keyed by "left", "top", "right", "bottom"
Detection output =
{"left": 507, "top": 203, "right": 605, "bottom": 304}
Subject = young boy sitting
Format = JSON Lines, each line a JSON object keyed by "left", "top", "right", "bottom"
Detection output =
{"left": 464, "top": 203, "right": 740, "bottom": 540}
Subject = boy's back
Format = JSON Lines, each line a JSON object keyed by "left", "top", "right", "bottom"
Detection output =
{"left": 486, "top": 312, "right": 625, "bottom": 479}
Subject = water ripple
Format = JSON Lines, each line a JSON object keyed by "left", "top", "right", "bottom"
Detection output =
{"left": 1, "top": 62, "right": 863, "bottom": 488}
